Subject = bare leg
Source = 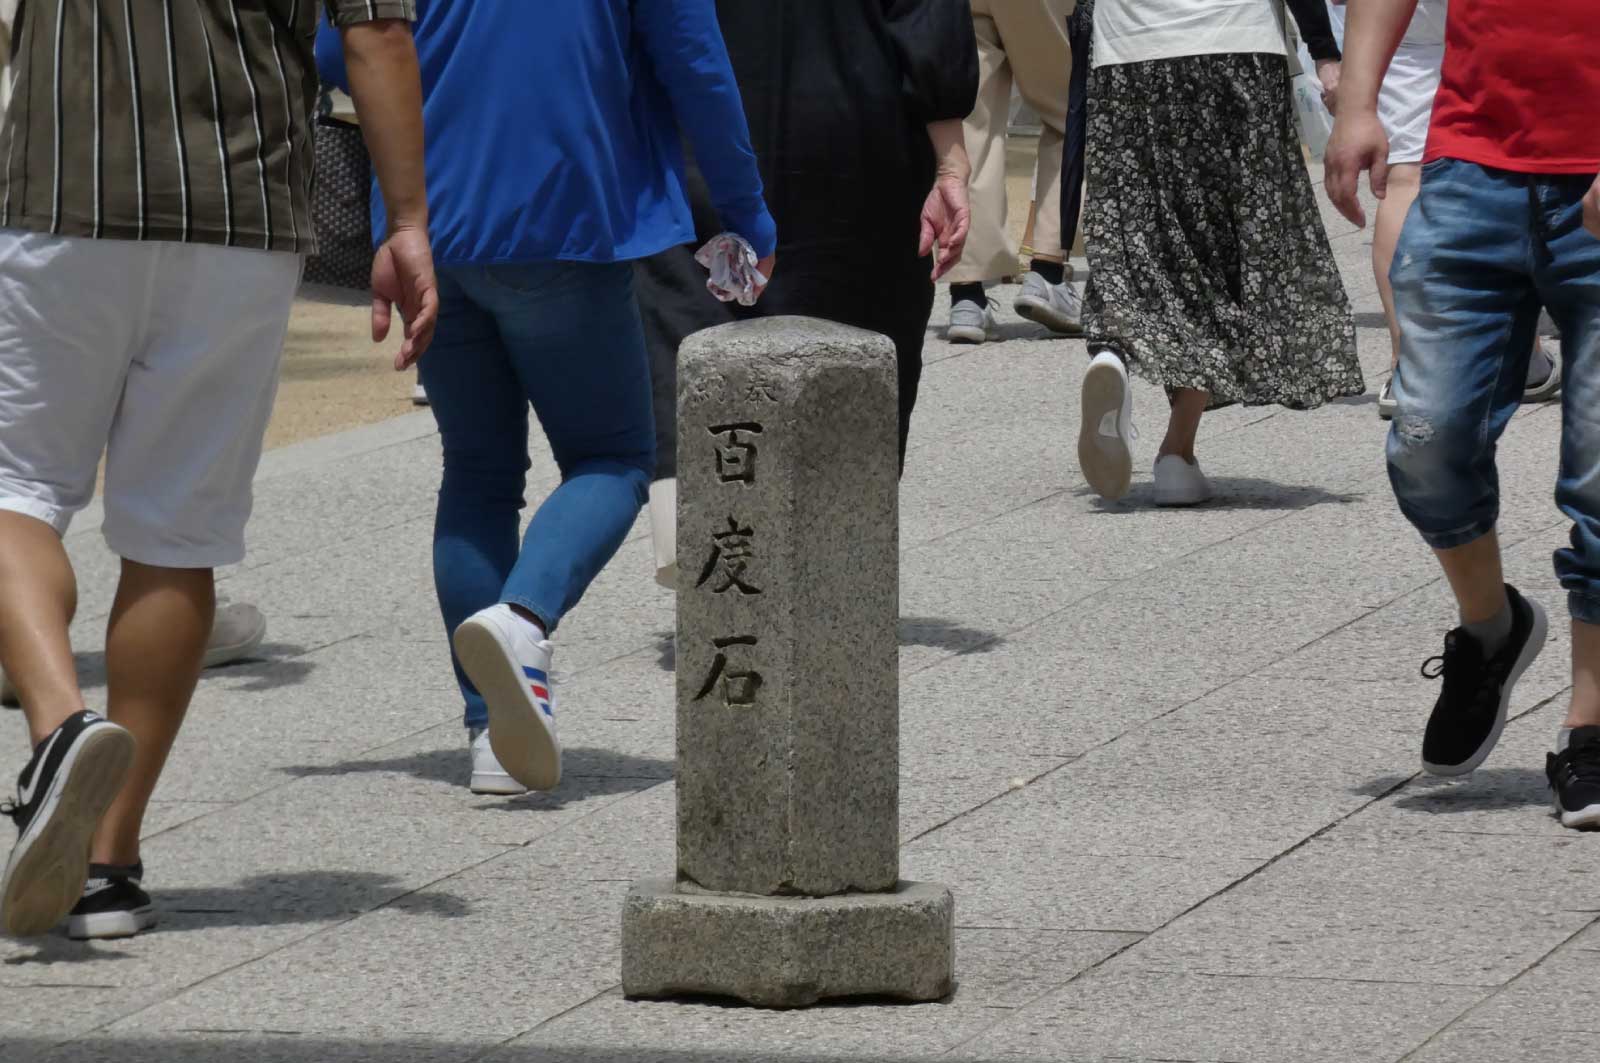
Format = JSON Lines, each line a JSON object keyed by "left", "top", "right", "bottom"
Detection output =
{"left": 1373, "top": 163, "right": 1423, "bottom": 370}
{"left": 1567, "top": 621, "right": 1600, "bottom": 729}
{"left": 0, "top": 512, "right": 84, "bottom": 745}
{"left": 1157, "top": 388, "right": 1209, "bottom": 464}
{"left": 90, "top": 560, "right": 214, "bottom": 867}
{"left": 1434, "top": 531, "right": 1508, "bottom": 625}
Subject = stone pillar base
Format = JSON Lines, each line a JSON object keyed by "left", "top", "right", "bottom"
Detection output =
{"left": 621, "top": 879, "right": 954, "bottom": 1008}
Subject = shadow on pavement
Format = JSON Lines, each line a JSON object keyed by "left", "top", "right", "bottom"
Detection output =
{"left": 1084, "top": 478, "right": 1363, "bottom": 513}
{"left": 72, "top": 643, "right": 315, "bottom": 696}
{"left": 278, "top": 746, "right": 672, "bottom": 804}
{"left": 3, "top": 872, "right": 470, "bottom": 963}
{"left": 1389, "top": 767, "right": 1554, "bottom": 815}
{"left": 897, "top": 617, "right": 1004, "bottom": 654}
{"left": 655, "top": 619, "right": 1007, "bottom": 672}
{"left": 22, "top": 1034, "right": 948, "bottom": 1063}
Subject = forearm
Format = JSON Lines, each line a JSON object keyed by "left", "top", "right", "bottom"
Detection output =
{"left": 927, "top": 119, "right": 970, "bottom": 181}
{"left": 342, "top": 20, "right": 428, "bottom": 232}
{"left": 1340, "top": 0, "right": 1418, "bottom": 114}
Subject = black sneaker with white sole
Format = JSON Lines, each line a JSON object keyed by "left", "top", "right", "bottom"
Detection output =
{"left": 1548, "top": 727, "right": 1600, "bottom": 829}
{"left": 67, "top": 862, "right": 156, "bottom": 939}
{"left": 0, "top": 711, "right": 135, "bottom": 937}
{"left": 1420, "top": 585, "right": 1547, "bottom": 776}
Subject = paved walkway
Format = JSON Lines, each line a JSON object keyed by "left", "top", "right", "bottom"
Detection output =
{"left": 4, "top": 173, "right": 1593, "bottom": 1063}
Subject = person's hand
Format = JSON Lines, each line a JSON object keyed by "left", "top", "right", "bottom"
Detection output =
{"left": 370, "top": 225, "right": 438, "bottom": 370}
{"left": 1316, "top": 59, "right": 1342, "bottom": 115}
{"left": 754, "top": 253, "right": 776, "bottom": 301}
{"left": 1324, "top": 108, "right": 1391, "bottom": 228}
{"left": 920, "top": 170, "right": 971, "bottom": 281}
{"left": 1585, "top": 175, "right": 1600, "bottom": 240}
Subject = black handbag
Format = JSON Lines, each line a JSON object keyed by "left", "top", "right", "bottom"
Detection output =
{"left": 303, "top": 114, "right": 373, "bottom": 290}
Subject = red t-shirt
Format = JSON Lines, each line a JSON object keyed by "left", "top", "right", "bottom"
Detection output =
{"left": 1425, "top": 0, "right": 1600, "bottom": 174}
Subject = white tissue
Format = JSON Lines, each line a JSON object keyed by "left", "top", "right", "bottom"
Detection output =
{"left": 695, "top": 233, "right": 767, "bottom": 307}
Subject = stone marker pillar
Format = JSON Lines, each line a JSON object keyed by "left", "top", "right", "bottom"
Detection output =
{"left": 621, "top": 317, "right": 954, "bottom": 1008}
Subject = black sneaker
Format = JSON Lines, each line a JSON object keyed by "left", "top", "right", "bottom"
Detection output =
{"left": 1547, "top": 727, "right": 1600, "bottom": 829}
{"left": 1420, "top": 585, "right": 1548, "bottom": 776}
{"left": 0, "top": 711, "right": 134, "bottom": 937}
{"left": 67, "top": 862, "right": 156, "bottom": 939}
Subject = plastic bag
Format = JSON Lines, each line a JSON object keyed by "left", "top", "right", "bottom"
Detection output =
{"left": 695, "top": 233, "right": 767, "bottom": 307}
{"left": 1290, "top": 39, "right": 1335, "bottom": 160}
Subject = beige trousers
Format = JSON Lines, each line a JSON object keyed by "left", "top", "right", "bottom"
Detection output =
{"left": 950, "top": 0, "right": 1074, "bottom": 285}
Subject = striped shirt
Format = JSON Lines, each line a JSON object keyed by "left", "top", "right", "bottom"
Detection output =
{"left": 0, "top": 0, "right": 414, "bottom": 255}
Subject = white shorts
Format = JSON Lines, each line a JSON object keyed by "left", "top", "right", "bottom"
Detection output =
{"left": 1377, "top": 43, "right": 1445, "bottom": 166}
{"left": 1327, "top": 1, "right": 1446, "bottom": 166}
{"left": 0, "top": 230, "right": 301, "bottom": 568}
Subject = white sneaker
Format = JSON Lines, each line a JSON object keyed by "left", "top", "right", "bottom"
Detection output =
{"left": 947, "top": 298, "right": 996, "bottom": 344}
{"left": 1013, "top": 271, "right": 1083, "bottom": 334}
{"left": 452, "top": 605, "right": 561, "bottom": 791}
{"left": 1078, "top": 350, "right": 1136, "bottom": 501}
{"left": 1153, "top": 455, "right": 1212, "bottom": 507}
{"left": 467, "top": 727, "right": 527, "bottom": 796}
{"left": 412, "top": 381, "right": 430, "bottom": 406}
{"left": 0, "top": 601, "right": 267, "bottom": 708}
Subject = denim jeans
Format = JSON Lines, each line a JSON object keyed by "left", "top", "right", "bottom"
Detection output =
{"left": 1387, "top": 159, "right": 1600, "bottom": 622}
{"left": 420, "top": 261, "right": 654, "bottom": 728}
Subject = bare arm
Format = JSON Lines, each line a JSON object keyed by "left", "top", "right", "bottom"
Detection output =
{"left": 1323, "top": 0, "right": 1418, "bottom": 226}
{"left": 920, "top": 118, "right": 972, "bottom": 281}
{"left": 341, "top": 19, "right": 438, "bottom": 368}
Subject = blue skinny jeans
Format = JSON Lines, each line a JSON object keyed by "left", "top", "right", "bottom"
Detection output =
{"left": 420, "top": 261, "right": 654, "bottom": 728}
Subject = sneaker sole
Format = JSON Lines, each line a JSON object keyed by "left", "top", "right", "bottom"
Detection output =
{"left": 67, "top": 903, "right": 157, "bottom": 940}
{"left": 454, "top": 619, "right": 561, "bottom": 792}
{"left": 1014, "top": 294, "right": 1084, "bottom": 335}
{"left": 947, "top": 325, "right": 988, "bottom": 344}
{"left": 1558, "top": 800, "right": 1600, "bottom": 830}
{"left": 1422, "top": 597, "right": 1549, "bottom": 777}
{"left": 1079, "top": 361, "right": 1133, "bottom": 502}
{"left": 1523, "top": 372, "right": 1562, "bottom": 404}
{"left": 1, "top": 724, "right": 135, "bottom": 937}
{"left": 469, "top": 773, "right": 528, "bottom": 797}
{"left": 1154, "top": 488, "right": 1212, "bottom": 508}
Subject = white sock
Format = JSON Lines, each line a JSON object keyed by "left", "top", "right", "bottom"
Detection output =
{"left": 1558, "top": 726, "right": 1575, "bottom": 753}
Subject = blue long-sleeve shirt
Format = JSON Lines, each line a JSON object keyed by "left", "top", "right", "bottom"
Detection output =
{"left": 316, "top": 1, "right": 776, "bottom": 267}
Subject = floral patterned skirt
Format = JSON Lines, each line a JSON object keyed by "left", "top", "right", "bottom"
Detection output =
{"left": 1082, "top": 52, "right": 1363, "bottom": 410}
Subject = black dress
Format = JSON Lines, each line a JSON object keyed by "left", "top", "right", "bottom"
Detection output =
{"left": 636, "top": 0, "right": 979, "bottom": 476}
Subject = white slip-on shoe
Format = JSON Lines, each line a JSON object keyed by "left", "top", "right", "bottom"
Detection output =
{"left": 1152, "top": 454, "right": 1212, "bottom": 507}
{"left": 202, "top": 602, "right": 267, "bottom": 669}
{"left": 467, "top": 727, "right": 527, "bottom": 796}
{"left": 1377, "top": 377, "right": 1398, "bottom": 421}
{"left": 649, "top": 478, "right": 678, "bottom": 590}
{"left": 453, "top": 605, "right": 561, "bottom": 791}
{"left": 1078, "top": 350, "right": 1136, "bottom": 501}
{"left": 2, "top": 602, "right": 267, "bottom": 708}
